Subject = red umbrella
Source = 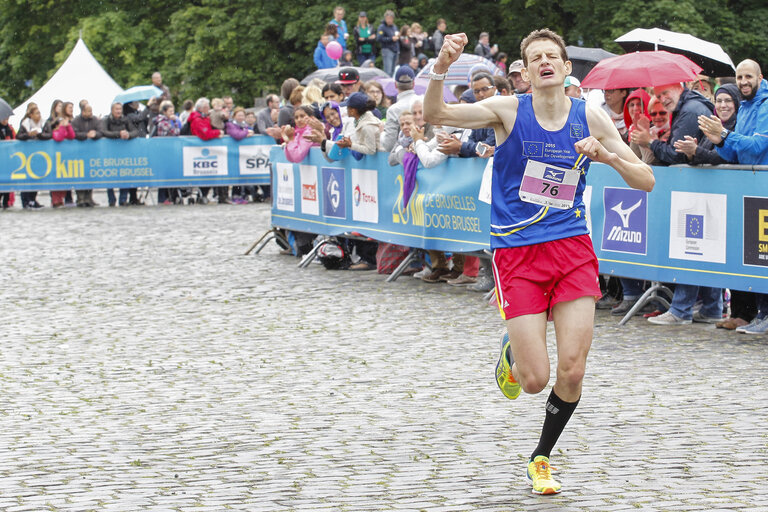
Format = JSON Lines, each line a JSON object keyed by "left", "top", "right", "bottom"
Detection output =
{"left": 580, "top": 50, "right": 702, "bottom": 89}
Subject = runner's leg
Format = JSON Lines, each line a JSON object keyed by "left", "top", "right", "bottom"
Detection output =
{"left": 505, "top": 312, "right": 550, "bottom": 394}
{"left": 530, "top": 296, "right": 594, "bottom": 460}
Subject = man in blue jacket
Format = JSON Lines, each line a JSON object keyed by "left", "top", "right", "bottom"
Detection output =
{"left": 314, "top": 34, "right": 337, "bottom": 69}
{"left": 631, "top": 82, "right": 714, "bottom": 165}
{"left": 700, "top": 59, "right": 768, "bottom": 335}
{"left": 700, "top": 59, "right": 768, "bottom": 165}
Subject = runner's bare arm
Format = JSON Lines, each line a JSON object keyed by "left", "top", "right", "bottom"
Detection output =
{"left": 423, "top": 33, "right": 510, "bottom": 130}
{"left": 580, "top": 105, "right": 655, "bottom": 192}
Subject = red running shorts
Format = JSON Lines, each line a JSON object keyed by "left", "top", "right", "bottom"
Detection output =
{"left": 492, "top": 234, "right": 601, "bottom": 320}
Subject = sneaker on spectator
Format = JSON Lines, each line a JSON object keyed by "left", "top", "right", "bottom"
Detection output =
{"left": 447, "top": 274, "right": 477, "bottom": 286}
{"left": 412, "top": 267, "right": 431, "bottom": 279}
{"left": 610, "top": 299, "right": 638, "bottom": 316}
{"left": 735, "top": 317, "right": 764, "bottom": 333}
{"left": 468, "top": 268, "right": 494, "bottom": 292}
{"left": 612, "top": 299, "right": 657, "bottom": 316}
{"left": 596, "top": 293, "right": 620, "bottom": 310}
{"left": 647, "top": 311, "right": 691, "bottom": 325}
{"left": 692, "top": 311, "right": 722, "bottom": 324}
{"left": 422, "top": 268, "right": 451, "bottom": 283}
{"left": 737, "top": 316, "right": 768, "bottom": 334}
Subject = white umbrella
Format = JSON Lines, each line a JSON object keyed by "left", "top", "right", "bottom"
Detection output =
{"left": 615, "top": 28, "right": 735, "bottom": 77}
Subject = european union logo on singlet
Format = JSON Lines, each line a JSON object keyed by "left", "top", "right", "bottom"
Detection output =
{"left": 523, "top": 141, "right": 543, "bottom": 157}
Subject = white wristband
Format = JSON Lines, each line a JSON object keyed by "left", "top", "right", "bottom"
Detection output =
{"left": 429, "top": 71, "right": 447, "bottom": 81}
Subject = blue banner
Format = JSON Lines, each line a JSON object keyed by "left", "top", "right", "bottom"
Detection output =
{"left": 588, "top": 164, "right": 768, "bottom": 292}
{"left": 0, "top": 135, "right": 274, "bottom": 190}
{"left": 271, "top": 147, "right": 768, "bottom": 293}
{"left": 270, "top": 147, "right": 491, "bottom": 253}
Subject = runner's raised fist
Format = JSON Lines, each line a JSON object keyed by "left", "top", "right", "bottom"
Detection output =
{"left": 434, "top": 33, "right": 469, "bottom": 74}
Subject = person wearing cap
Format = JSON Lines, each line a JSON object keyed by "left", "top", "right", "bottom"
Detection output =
{"left": 507, "top": 59, "right": 531, "bottom": 94}
{"left": 335, "top": 92, "right": 382, "bottom": 156}
{"left": 380, "top": 66, "right": 420, "bottom": 152}
{"left": 354, "top": 11, "right": 376, "bottom": 65}
{"left": 336, "top": 67, "right": 362, "bottom": 100}
{"left": 564, "top": 76, "right": 582, "bottom": 99}
{"left": 377, "top": 10, "right": 399, "bottom": 76}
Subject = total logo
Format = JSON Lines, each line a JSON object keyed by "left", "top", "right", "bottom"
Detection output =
{"left": 353, "top": 184, "right": 377, "bottom": 207}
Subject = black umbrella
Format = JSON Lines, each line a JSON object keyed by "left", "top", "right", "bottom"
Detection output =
{"left": 566, "top": 46, "right": 617, "bottom": 82}
{"left": 0, "top": 97, "right": 12, "bottom": 120}
{"left": 615, "top": 28, "right": 735, "bottom": 77}
{"left": 300, "top": 66, "right": 389, "bottom": 86}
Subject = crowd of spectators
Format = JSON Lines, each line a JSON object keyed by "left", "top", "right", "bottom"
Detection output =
{"left": 3, "top": 8, "right": 768, "bottom": 333}
{"left": 1, "top": 72, "right": 272, "bottom": 208}
{"left": 313, "top": 6, "right": 507, "bottom": 77}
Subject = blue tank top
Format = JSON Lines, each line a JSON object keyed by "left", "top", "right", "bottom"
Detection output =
{"left": 490, "top": 94, "right": 591, "bottom": 248}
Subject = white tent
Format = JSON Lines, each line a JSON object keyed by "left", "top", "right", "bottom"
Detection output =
{"left": 10, "top": 38, "right": 123, "bottom": 129}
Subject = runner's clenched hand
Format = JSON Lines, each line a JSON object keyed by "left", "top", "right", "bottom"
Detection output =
{"left": 574, "top": 136, "right": 612, "bottom": 164}
{"left": 434, "top": 33, "right": 469, "bottom": 74}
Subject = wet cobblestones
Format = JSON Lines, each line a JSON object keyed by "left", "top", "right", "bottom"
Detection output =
{"left": 0, "top": 198, "right": 766, "bottom": 511}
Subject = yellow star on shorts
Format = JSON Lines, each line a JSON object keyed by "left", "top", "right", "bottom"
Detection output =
{"left": 574, "top": 208, "right": 582, "bottom": 218}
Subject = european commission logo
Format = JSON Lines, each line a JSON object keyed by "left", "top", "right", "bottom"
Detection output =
{"left": 523, "top": 141, "right": 543, "bottom": 158}
{"left": 543, "top": 167, "right": 566, "bottom": 183}
{"left": 685, "top": 214, "right": 704, "bottom": 239}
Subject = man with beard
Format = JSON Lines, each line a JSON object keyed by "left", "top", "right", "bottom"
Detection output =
{"left": 700, "top": 59, "right": 768, "bottom": 335}
{"left": 700, "top": 59, "right": 768, "bottom": 165}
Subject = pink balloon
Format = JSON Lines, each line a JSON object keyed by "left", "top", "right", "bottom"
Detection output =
{"left": 326, "top": 41, "right": 343, "bottom": 60}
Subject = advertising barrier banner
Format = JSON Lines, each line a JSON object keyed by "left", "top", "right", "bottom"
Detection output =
{"left": 0, "top": 135, "right": 274, "bottom": 190}
{"left": 271, "top": 147, "right": 768, "bottom": 293}
{"left": 270, "top": 147, "right": 491, "bottom": 254}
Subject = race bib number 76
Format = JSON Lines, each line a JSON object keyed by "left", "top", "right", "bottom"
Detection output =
{"left": 519, "top": 159, "right": 580, "bottom": 210}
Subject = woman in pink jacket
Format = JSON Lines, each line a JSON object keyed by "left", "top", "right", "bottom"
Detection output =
{"left": 50, "top": 102, "right": 75, "bottom": 207}
{"left": 282, "top": 105, "right": 320, "bottom": 163}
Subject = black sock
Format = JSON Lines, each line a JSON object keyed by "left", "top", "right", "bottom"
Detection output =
{"left": 531, "top": 390, "right": 579, "bottom": 460}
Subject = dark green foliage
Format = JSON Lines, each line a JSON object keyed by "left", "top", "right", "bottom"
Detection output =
{"left": 0, "top": 0, "right": 764, "bottom": 107}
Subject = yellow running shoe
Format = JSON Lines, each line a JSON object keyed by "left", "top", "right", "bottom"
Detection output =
{"left": 495, "top": 331, "right": 521, "bottom": 400}
{"left": 527, "top": 455, "right": 562, "bottom": 495}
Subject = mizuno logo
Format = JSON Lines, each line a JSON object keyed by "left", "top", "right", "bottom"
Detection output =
{"left": 543, "top": 167, "right": 565, "bottom": 183}
{"left": 611, "top": 199, "right": 643, "bottom": 228}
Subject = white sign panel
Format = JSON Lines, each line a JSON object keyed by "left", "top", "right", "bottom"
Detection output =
{"left": 351, "top": 168, "right": 378, "bottom": 223}
{"left": 668, "top": 191, "right": 726, "bottom": 263}
{"left": 182, "top": 146, "right": 228, "bottom": 176}
{"left": 238, "top": 145, "right": 272, "bottom": 176}
{"left": 275, "top": 162, "right": 295, "bottom": 212}
{"left": 299, "top": 164, "right": 319, "bottom": 216}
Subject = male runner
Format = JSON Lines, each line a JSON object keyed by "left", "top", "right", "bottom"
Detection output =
{"left": 424, "top": 29, "right": 654, "bottom": 494}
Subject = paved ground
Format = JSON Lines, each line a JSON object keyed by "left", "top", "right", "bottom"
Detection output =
{"left": 1, "top": 195, "right": 767, "bottom": 511}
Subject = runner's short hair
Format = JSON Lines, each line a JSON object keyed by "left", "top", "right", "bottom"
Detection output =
{"left": 520, "top": 28, "right": 568, "bottom": 66}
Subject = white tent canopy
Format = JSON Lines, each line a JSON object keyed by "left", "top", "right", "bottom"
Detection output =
{"left": 10, "top": 38, "right": 123, "bottom": 129}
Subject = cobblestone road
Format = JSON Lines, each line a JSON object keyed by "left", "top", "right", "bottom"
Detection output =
{"left": 1, "top": 197, "right": 767, "bottom": 511}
